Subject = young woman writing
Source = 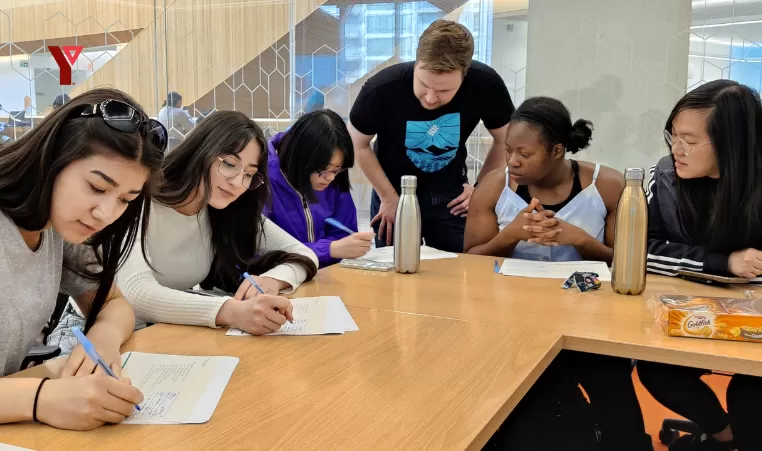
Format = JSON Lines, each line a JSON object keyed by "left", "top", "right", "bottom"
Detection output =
{"left": 0, "top": 88, "right": 166, "bottom": 429}
{"left": 266, "top": 109, "right": 374, "bottom": 268}
{"left": 116, "top": 111, "right": 318, "bottom": 336}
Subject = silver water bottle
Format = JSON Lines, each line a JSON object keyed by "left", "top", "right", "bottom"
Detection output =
{"left": 393, "top": 175, "right": 421, "bottom": 274}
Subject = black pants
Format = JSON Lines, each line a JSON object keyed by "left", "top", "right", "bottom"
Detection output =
{"left": 486, "top": 351, "right": 651, "bottom": 451}
{"left": 637, "top": 361, "right": 762, "bottom": 451}
{"left": 370, "top": 190, "right": 466, "bottom": 253}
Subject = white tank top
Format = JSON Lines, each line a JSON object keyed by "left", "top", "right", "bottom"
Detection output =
{"left": 495, "top": 164, "right": 607, "bottom": 262}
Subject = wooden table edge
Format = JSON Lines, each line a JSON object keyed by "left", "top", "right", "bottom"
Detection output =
{"left": 562, "top": 334, "right": 762, "bottom": 376}
{"left": 8, "top": 321, "right": 567, "bottom": 451}
{"left": 466, "top": 334, "right": 565, "bottom": 451}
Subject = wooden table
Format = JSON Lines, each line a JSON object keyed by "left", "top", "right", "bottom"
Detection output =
{"left": 300, "top": 254, "right": 762, "bottom": 376}
{"left": 0, "top": 307, "right": 561, "bottom": 451}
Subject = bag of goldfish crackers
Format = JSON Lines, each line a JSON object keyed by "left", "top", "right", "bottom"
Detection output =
{"left": 648, "top": 294, "right": 762, "bottom": 343}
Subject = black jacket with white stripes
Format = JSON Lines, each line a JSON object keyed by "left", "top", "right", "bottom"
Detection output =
{"left": 646, "top": 156, "right": 730, "bottom": 277}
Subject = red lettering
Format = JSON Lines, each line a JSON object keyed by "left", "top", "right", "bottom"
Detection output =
{"left": 48, "top": 46, "right": 84, "bottom": 85}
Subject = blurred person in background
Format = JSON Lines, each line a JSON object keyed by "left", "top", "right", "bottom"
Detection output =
{"left": 158, "top": 91, "right": 194, "bottom": 152}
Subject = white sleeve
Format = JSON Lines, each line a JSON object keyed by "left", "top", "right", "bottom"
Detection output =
{"left": 258, "top": 216, "right": 319, "bottom": 293}
{"left": 116, "top": 235, "right": 228, "bottom": 328}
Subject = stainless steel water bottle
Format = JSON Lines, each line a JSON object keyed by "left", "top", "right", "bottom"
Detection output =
{"left": 611, "top": 168, "right": 649, "bottom": 295}
{"left": 393, "top": 175, "right": 421, "bottom": 274}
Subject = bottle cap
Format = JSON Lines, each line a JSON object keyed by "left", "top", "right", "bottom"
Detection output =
{"left": 400, "top": 175, "right": 417, "bottom": 188}
{"left": 624, "top": 168, "right": 645, "bottom": 181}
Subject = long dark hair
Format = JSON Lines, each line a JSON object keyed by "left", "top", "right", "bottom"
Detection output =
{"left": 277, "top": 109, "right": 353, "bottom": 203}
{"left": 666, "top": 80, "right": 762, "bottom": 253}
{"left": 511, "top": 97, "right": 593, "bottom": 154}
{"left": 156, "top": 111, "right": 317, "bottom": 290}
{"left": 0, "top": 88, "right": 163, "bottom": 332}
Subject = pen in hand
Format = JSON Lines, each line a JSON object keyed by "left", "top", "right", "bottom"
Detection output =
{"left": 325, "top": 218, "right": 354, "bottom": 235}
{"left": 242, "top": 272, "right": 292, "bottom": 323}
{"left": 325, "top": 218, "right": 375, "bottom": 262}
{"left": 71, "top": 327, "right": 141, "bottom": 411}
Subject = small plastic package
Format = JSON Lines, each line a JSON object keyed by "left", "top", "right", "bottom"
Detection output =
{"left": 648, "top": 294, "right": 762, "bottom": 343}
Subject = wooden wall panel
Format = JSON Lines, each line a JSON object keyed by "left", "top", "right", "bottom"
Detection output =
{"left": 0, "top": 0, "right": 160, "bottom": 43}
{"left": 188, "top": 1, "right": 469, "bottom": 120}
{"left": 70, "top": 0, "right": 327, "bottom": 115}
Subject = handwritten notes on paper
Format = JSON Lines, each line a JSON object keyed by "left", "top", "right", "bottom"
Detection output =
{"left": 226, "top": 296, "right": 358, "bottom": 337}
{"left": 134, "top": 392, "right": 179, "bottom": 419}
{"left": 499, "top": 258, "right": 612, "bottom": 282}
{"left": 362, "top": 245, "right": 458, "bottom": 263}
{"left": 120, "top": 353, "right": 238, "bottom": 424}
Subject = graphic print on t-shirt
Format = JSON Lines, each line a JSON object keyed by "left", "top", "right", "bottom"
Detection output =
{"left": 404, "top": 113, "right": 461, "bottom": 173}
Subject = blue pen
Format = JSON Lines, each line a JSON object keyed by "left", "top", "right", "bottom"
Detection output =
{"left": 242, "top": 272, "right": 265, "bottom": 295}
{"left": 325, "top": 218, "right": 378, "bottom": 263}
{"left": 325, "top": 217, "right": 354, "bottom": 235}
{"left": 71, "top": 327, "right": 141, "bottom": 411}
{"left": 242, "top": 272, "right": 292, "bottom": 323}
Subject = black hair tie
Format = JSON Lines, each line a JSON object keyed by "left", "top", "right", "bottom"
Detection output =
{"left": 33, "top": 377, "right": 50, "bottom": 423}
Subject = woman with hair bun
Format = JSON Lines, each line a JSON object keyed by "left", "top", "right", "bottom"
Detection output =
{"left": 469, "top": 98, "right": 652, "bottom": 451}
{"left": 465, "top": 96, "right": 624, "bottom": 264}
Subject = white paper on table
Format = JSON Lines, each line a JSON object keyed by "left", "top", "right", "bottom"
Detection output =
{"left": 0, "top": 444, "right": 35, "bottom": 451}
{"left": 499, "top": 258, "right": 612, "bottom": 282}
{"left": 120, "top": 353, "right": 238, "bottom": 425}
{"left": 226, "top": 296, "right": 358, "bottom": 336}
{"left": 361, "top": 245, "right": 458, "bottom": 263}
{"left": 328, "top": 296, "right": 358, "bottom": 332}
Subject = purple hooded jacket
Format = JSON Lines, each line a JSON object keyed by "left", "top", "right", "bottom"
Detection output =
{"left": 265, "top": 132, "right": 358, "bottom": 268}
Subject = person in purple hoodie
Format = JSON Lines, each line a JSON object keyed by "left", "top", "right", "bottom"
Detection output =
{"left": 266, "top": 109, "right": 375, "bottom": 268}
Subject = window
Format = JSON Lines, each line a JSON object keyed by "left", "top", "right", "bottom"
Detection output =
{"left": 319, "top": 5, "right": 340, "bottom": 18}
{"left": 401, "top": 37, "right": 417, "bottom": 61}
{"left": 367, "top": 15, "right": 394, "bottom": 33}
{"left": 367, "top": 39, "right": 394, "bottom": 56}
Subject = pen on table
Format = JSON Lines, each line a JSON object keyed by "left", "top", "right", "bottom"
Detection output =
{"left": 242, "top": 271, "right": 292, "bottom": 323}
{"left": 494, "top": 260, "right": 501, "bottom": 274}
{"left": 71, "top": 327, "right": 141, "bottom": 411}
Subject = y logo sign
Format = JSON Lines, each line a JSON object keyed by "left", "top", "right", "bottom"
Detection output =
{"left": 48, "top": 46, "right": 84, "bottom": 85}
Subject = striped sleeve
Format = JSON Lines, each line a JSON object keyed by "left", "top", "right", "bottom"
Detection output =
{"left": 645, "top": 165, "right": 729, "bottom": 276}
{"left": 645, "top": 165, "right": 656, "bottom": 203}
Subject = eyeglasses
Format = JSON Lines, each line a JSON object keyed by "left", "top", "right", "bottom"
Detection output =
{"left": 79, "top": 100, "right": 168, "bottom": 152}
{"left": 217, "top": 156, "right": 264, "bottom": 190}
{"left": 663, "top": 129, "right": 712, "bottom": 157}
{"left": 317, "top": 167, "right": 347, "bottom": 180}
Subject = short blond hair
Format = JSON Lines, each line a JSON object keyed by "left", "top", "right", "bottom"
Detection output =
{"left": 416, "top": 20, "right": 474, "bottom": 75}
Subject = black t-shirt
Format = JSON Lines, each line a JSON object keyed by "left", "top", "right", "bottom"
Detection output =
{"left": 349, "top": 61, "right": 514, "bottom": 195}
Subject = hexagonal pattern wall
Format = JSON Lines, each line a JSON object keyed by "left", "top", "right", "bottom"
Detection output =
{"left": 0, "top": 1, "right": 141, "bottom": 142}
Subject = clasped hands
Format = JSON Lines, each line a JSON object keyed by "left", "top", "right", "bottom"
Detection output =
{"left": 507, "top": 198, "right": 585, "bottom": 247}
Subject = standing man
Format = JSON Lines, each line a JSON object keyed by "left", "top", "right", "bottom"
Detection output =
{"left": 349, "top": 20, "right": 514, "bottom": 252}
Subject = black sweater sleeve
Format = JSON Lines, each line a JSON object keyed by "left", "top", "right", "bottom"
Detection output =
{"left": 645, "top": 166, "right": 729, "bottom": 276}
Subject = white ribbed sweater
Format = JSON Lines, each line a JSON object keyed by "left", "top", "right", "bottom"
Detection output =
{"left": 116, "top": 202, "right": 318, "bottom": 328}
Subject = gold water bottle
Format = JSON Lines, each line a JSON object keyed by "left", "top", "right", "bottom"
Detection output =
{"left": 611, "top": 168, "right": 648, "bottom": 295}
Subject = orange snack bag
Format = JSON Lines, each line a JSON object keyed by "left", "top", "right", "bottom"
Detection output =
{"left": 649, "top": 294, "right": 762, "bottom": 343}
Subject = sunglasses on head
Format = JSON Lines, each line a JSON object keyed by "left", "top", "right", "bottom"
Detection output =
{"left": 79, "top": 99, "right": 168, "bottom": 151}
